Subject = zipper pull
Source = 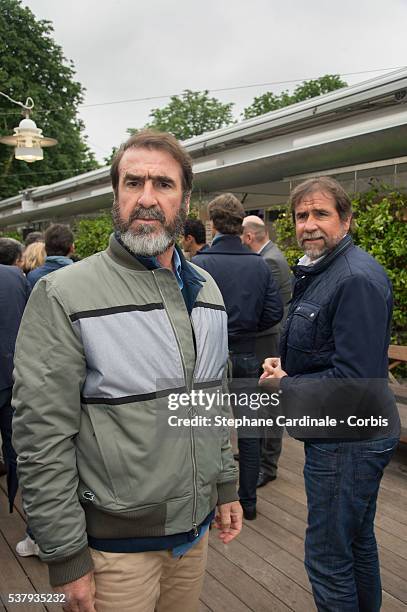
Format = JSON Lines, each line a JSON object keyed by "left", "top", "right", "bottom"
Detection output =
{"left": 192, "top": 523, "right": 199, "bottom": 538}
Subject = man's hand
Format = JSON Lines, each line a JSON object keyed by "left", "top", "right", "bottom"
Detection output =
{"left": 54, "top": 571, "right": 96, "bottom": 612}
{"left": 259, "top": 357, "right": 287, "bottom": 386}
{"left": 214, "top": 501, "right": 243, "bottom": 544}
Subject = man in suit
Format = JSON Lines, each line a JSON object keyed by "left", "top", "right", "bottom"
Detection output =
{"left": 242, "top": 215, "right": 292, "bottom": 487}
{"left": 193, "top": 195, "right": 283, "bottom": 519}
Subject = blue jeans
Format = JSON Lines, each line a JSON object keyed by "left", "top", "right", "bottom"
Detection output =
{"left": 229, "top": 352, "right": 260, "bottom": 511}
{"left": 303, "top": 437, "right": 399, "bottom": 612}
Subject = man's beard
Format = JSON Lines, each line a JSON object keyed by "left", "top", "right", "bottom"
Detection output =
{"left": 298, "top": 228, "right": 346, "bottom": 260}
{"left": 112, "top": 200, "right": 187, "bottom": 257}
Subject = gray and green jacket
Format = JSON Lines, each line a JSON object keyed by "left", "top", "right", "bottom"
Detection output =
{"left": 12, "top": 235, "right": 238, "bottom": 586}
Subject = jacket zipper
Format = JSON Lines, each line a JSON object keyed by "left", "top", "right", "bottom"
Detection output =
{"left": 152, "top": 271, "right": 199, "bottom": 537}
{"left": 189, "top": 314, "right": 200, "bottom": 537}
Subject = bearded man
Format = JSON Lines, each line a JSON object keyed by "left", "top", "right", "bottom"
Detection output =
{"left": 12, "top": 130, "right": 241, "bottom": 612}
{"left": 261, "top": 177, "right": 400, "bottom": 612}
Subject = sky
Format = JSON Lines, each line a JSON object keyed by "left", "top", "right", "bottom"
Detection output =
{"left": 22, "top": 0, "right": 407, "bottom": 164}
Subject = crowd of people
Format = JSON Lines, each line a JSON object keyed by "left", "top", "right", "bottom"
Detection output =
{"left": 0, "top": 129, "right": 401, "bottom": 612}
{"left": 0, "top": 224, "right": 76, "bottom": 555}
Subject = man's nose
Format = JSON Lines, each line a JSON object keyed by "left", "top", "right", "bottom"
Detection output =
{"left": 137, "top": 181, "right": 158, "bottom": 207}
{"left": 303, "top": 214, "right": 318, "bottom": 232}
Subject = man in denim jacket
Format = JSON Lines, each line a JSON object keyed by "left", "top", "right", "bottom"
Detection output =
{"left": 262, "top": 177, "right": 400, "bottom": 612}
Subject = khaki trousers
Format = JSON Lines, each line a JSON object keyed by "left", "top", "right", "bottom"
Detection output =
{"left": 90, "top": 531, "right": 209, "bottom": 612}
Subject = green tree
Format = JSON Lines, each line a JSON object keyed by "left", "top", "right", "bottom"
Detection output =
{"left": 0, "top": 228, "right": 22, "bottom": 241}
{"left": 141, "top": 90, "right": 234, "bottom": 141}
{"left": 103, "top": 146, "right": 119, "bottom": 166}
{"left": 74, "top": 214, "right": 113, "bottom": 260}
{"left": 351, "top": 183, "right": 407, "bottom": 343}
{"left": 0, "top": 0, "right": 98, "bottom": 199}
{"left": 243, "top": 75, "right": 347, "bottom": 119}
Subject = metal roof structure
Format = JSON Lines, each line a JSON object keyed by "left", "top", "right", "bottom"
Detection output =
{"left": 1, "top": 67, "right": 407, "bottom": 229}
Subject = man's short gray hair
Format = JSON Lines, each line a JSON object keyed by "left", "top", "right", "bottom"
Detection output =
{"left": 289, "top": 177, "right": 353, "bottom": 222}
{"left": 242, "top": 217, "right": 268, "bottom": 241}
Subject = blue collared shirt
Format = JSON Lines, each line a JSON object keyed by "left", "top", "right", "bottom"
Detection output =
{"left": 115, "top": 233, "right": 205, "bottom": 314}
{"left": 132, "top": 247, "right": 183, "bottom": 289}
{"left": 172, "top": 247, "right": 183, "bottom": 289}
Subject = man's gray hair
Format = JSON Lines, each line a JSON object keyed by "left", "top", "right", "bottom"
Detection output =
{"left": 242, "top": 216, "right": 268, "bottom": 241}
{"left": 289, "top": 176, "right": 353, "bottom": 222}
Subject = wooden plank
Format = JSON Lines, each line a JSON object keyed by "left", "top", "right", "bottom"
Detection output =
{"left": 381, "top": 568, "right": 407, "bottom": 605}
{"left": 257, "top": 497, "right": 305, "bottom": 538}
{"left": 398, "top": 403, "right": 407, "bottom": 442}
{"left": 0, "top": 479, "right": 25, "bottom": 522}
{"left": 244, "top": 513, "right": 305, "bottom": 561}
{"left": 210, "top": 535, "right": 316, "bottom": 611}
{"left": 238, "top": 525, "right": 311, "bottom": 592}
{"left": 390, "top": 383, "right": 407, "bottom": 404}
{"left": 207, "top": 545, "right": 291, "bottom": 612}
{"left": 199, "top": 600, "right": 213, "bottom": 612}
{"left": 0, "top": 531, "right": 45, "bottom": 612}
{"left": 375, "top": 526, "right": 407, "bottom": 561}
{"left": 0, "top": 488, "right": 62, "bottom": 612}
{"left": 200, "top": 573, "right": 251, "bottom": 612}
{"left": 258, "top": 485, "right": 307, "bottom": 522}
{"left": 379, "top": 546, "right": 407, "bottom": 582}
{"left": 0, "top": 518, "right": 61, "bottom": 612}
{"left": 382, "top": 590, "right": 407, "bottom": 612}
{"left": 375, "top": 511, "right": 407, "bottom": 543}
{"left": 388, "top": 345, "right": 407, "bottom": 362}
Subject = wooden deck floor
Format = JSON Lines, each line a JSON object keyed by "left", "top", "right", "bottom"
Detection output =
{"left": 1, "top": 437, "right": 406, "bottom": 611}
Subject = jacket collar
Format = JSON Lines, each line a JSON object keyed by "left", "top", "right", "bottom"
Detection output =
{"left": 45, "top": 255, "right": 73, "bottom": 266}
{"left": 201, "top": 234, "right": 253, "bottom": 255}
{"left": 293, "top": 234, "right": 353, "bottom": 277}
{"left": 106, "top": 233, "right": 205, "bottom": 283}
{"left": 258, "top": 240, "right": 274, "bottom": 255}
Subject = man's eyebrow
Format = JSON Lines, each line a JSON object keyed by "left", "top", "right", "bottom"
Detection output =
{"left": 153, "top": 174, "right": 176, "bottom": 185}
{"left": 312, "top": 207, "right": 331, "bottom": 213}
{"left": 122, "top": 172, "right": 143, "bottom": 182}
{"left": 296, "top": 206, "right": 330, "bottom": 214}
{"left": 122, "top": 172, "right": 176, "bottom": 185}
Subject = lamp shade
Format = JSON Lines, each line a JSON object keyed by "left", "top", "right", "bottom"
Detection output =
{"left": 0, "top": 117, "right": 57, "bottom": 163}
